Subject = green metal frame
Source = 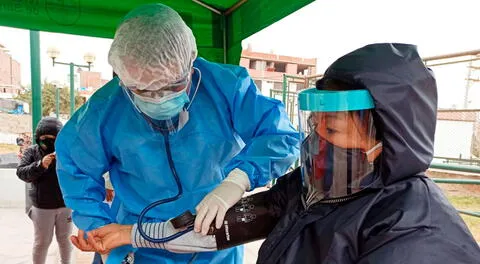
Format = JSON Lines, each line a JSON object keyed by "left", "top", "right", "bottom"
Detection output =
{"left": 30, "top": 30, "right": 41, "bottom": 137}
{"left": 430, "top": 163, "right": 480, "bottom": 174}
{"left": 432, "top": 178, "right": 480, "bottom": 218}
{"left": 50, "top": 61, "right": 91, "bottom": 116}
{"left": 55, "top": 85, "right": 60, "bottom": 118}
{"left": 432, "top": 178, "right": 480, "bottom": 185}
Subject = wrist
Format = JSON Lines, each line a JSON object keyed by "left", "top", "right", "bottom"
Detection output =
{"left": 224, "top": 168, "right": 250, "bottom": 191}
{"left": 123, "top": 225, "right": 133, "bottom": 245}
{"left": 38, "top": 160, "right": 47, "bottom": 169}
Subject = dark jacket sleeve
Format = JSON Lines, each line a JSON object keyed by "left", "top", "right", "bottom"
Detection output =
{"left": 16, "top": 147, "right": 46, "bottom": 183}
{"left": 266, "top": 169, "right": 302, "bottom": 215}
{"left": 357, "top": 180, "right": 480, "bottom": 264}
{"left": 356, "top": 227, "right": 480, "bottom": 264}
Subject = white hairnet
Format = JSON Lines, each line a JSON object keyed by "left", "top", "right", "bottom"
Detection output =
{"left": 108, "top": 4, "right": 197, "bottom": 93}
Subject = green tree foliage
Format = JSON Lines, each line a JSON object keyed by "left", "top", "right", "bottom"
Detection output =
{"left": 15, "top": 81, "right": 84, "bottom": 116}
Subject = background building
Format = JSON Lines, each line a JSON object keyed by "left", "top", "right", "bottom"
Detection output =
{"left": 0, "top": 43, "right": 22, "bottom": 99}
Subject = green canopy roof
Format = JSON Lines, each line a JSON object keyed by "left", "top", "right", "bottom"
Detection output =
{"left": 0, "top": 0, "right": 314, "bottom": 63}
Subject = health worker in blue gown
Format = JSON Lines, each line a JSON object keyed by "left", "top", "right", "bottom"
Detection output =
{"left": 55, "top": 3, "right": 299, "bottom": 264}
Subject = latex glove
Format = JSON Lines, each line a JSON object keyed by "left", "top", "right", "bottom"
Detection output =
{"left": 194, "top": 169, "right": 250, "bottom": 235}
{"left": 130, "top": 221, "right": 217, "bottom": 253}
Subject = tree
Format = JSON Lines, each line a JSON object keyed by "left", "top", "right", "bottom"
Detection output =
{"left": 15, "top": 81, "right": 84, "bottom": 116}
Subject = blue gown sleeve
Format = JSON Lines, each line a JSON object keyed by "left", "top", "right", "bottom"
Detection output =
{"left": 223, "top": 67, "right": 300, "bottom": 189}
{"left": 55, "top": 99, "right": 114, "bottom": 232}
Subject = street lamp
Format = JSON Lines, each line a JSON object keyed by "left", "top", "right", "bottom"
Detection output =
{"left": 84, "top": 52, "right": 96, "bottom": 69}
{"left": 47, "top": 47, "right": 95, "bottom": 116}
{"left": 51, "top": 81, "right": 61, "bottom": 119}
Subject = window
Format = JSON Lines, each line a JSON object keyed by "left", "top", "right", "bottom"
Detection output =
{"left": 297, "top": 65, "right": 309, "bottom": 75}
{"left": 275, "top": 63, "right": 286, "bottom": 73}
{"left": 249, "top": 60, "right": 257, "bottom": 69}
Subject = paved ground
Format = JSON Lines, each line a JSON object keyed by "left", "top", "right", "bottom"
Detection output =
{"left": 0, "top": 207, "right": 261, "bottom": 264}
{"left": 0, "top": 153, "right": 17, "bottom": 168}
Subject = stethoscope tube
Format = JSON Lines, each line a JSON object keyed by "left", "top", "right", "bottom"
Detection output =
{"left": 130, "top": 68, "right": 202, "bottom": 244}
{"left": 136, "top": 133, "right": 193, "bottom": 243}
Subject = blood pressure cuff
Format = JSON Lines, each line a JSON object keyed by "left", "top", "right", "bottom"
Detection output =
{"left": 212, "top": 191, "right": 282, "bottom": 250}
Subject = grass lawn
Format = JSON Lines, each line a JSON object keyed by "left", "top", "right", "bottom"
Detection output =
{"left": 0, "top": 143, "right": 17, "bottom": 154}
{"left": 447, "top": 195, "right": 480, "bottom": 242}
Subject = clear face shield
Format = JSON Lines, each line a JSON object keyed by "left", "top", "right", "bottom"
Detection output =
{"left": 120, "top": 67, "right": 202, "bottom": 134}
{"left": 298, "top": 88, "right": 382, "bottom": 206}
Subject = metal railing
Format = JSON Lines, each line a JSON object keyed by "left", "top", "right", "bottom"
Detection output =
{"left": 431, "top": 178, "right": 480, "bottom": 218}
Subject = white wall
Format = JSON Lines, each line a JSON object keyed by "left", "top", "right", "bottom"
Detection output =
{"left": 434, "top": 120, "right": 474, "bottom": 159}
{"left": 0, "top": 132, "right": 18, "bottom": 145}
{"left": 260, "top": 80, "right": 274, "bottom": 97}
{"left": 0, "top": 169, "right": 26, "bottom": 208}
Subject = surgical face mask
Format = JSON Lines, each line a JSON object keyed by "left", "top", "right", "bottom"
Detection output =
{"left": 133, "top": 89, "right": 190, "bottom": 120}
{"left": 302, "top": 135, "right": 381, "bottom": 206}
{"left": 39, "top": 138, "right": 56, "bottom": 154}
{"left": 123, "top": 67, "right": 202, "bottom": 133}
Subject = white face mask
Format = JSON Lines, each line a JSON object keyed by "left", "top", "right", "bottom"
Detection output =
{"left": 122, "top": 67, "right": 202, "bottom": 132}
{"left": 133, "top": 89, "right": 190, "bottom": 120}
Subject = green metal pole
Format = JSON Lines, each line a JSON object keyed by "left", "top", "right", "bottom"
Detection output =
{"left": 222, "top": 15, "right": 227, "bottom": 64}
{"left": 70, "top": 63, "right": 75, "bottom": 116}
{"left": 430, "top": 163, "right": 480, "bottom": 174}
{"left": 55, "top": 87, "right": 59, "bottom": 118}
{"left": 271, "top": 74, "right": 289, "bottom": 187}
{"left": 30, "top": 30, "right": 41, "bottom": 137}
{"left": 432, "top": 178, "right": 480, "bottom": 185}
{"left": 457, "top": 210, "right": 480, "bottom": 218}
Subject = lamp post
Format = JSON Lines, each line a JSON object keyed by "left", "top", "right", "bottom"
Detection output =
{"left": 47, "top": 47, "right": 95, "bottom": 116}
{"left": 51, "top": 81, "right": 61, "bottom": 119}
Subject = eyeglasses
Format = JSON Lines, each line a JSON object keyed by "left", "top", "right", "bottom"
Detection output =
{"left": 119, "top": 76, "right": 190, "bottom": 98}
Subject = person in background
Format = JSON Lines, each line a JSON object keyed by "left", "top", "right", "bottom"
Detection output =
{"left": 16, "top": 117, "right": 72, "bottom": 264}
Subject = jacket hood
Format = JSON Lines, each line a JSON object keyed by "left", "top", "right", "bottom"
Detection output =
{"left": 319, "top": 43, "right": 437, "bottom": 185}
{"left": 35, "top": 117, "right": 63, "bottom": 143}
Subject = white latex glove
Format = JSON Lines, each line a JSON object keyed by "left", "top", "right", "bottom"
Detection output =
{"left": 194, "top": 169, "right": 250, "bottom": 235}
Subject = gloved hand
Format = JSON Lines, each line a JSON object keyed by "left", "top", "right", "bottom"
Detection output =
{"left": 194, "top": 169, "right": 251, "bottom": 235}
{"left": 131, "top": 221, "right": 217, "bottom": 253}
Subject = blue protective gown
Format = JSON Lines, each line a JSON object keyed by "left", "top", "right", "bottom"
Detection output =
{"left": 56, "top": 58, "right": 300, "bottom": 263}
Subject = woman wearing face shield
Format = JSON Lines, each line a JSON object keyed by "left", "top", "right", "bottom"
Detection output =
{"left": 83, "top": 43, "right": 480, "bottom": 263}
{"left": 54, "top": 3, "right": 299, "bottom": 264}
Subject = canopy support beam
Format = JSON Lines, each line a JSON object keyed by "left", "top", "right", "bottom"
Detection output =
{"left": 192, "top": 0, "right": 248, "bottom": 64}
{"left": 191, "top": 0, "right": 222, "bottom": 15}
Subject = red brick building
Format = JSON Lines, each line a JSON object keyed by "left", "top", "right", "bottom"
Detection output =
{"left": 0, "top": 43, "right": 22, "bottom": 99}
{"left": 240, "top": 45, "right": 317, "bottom": 96}
{"left": 77, "top": 69, "right": 109, "bottom": 99}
